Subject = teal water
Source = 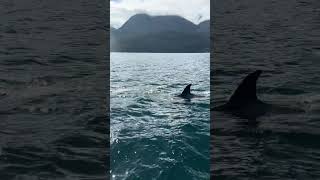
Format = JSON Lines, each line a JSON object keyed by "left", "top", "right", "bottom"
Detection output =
{"left": 111, "top": 53, "right": 210, "bottom": 180}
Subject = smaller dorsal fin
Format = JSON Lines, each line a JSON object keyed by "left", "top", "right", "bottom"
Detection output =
{"left": 181, "top": 84, "right": 192, "bottom": 96}
{"left": 227, "top": 70, "right": 262, "bottom": 106}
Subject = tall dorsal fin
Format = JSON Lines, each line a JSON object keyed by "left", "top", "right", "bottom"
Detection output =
{"left": 181, "top": 84, "right": 192, "bottom": 96}
{"left": 227, "top": 70, "right": 262, "bottom": 106}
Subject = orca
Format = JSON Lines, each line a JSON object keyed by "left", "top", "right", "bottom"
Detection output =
{"left": 212, "top": 70, "right": 305, "bottom": 120}
{"left": 179, "top": 84, "right": 195, "bottom": 99}
{"left": 178, "top": 84, "right": 206, "bottom": 100}
{"left": 212, "top": 70, "right": 271, "bottom": 120}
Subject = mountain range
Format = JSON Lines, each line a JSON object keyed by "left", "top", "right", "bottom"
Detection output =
{"left": 110, "top": 14, "right": 210, "bottom": 53}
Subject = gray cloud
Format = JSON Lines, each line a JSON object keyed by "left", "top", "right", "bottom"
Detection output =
{"left": 110, "top": 0, "right": 210, "bottom": 28}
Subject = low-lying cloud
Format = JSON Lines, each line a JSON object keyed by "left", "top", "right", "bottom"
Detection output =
{"left": 110, "top": 0, "right": 210, "bottom": 28}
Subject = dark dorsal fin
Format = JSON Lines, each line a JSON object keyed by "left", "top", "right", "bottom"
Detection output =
{"left": 181, "top": 84, "right": 192, "bottom": 96}
{"left": 227, "top": 70, "right": 262, "bottom": 106}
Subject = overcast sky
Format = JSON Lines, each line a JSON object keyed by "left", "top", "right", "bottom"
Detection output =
{"left": 110, "top": 0, "right": 210, "bottom": 28}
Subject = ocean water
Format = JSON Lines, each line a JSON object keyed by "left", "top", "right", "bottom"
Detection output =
{"left": 212, "top": 0, "right": 320, "bottom": 179}
{"left": 0, "top": 0, "right": 108, "bottom": 179}
{"left": 111, "top": 53, "right": 210, "bottom": 179}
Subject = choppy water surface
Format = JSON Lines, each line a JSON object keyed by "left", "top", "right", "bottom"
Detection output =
{"left": 111, "top": 53, "right": 210, "bottom": 179}
{"left": 212, "top": 0, "right": 320, "bottom": 179}
{"left": 0, "top": 0, "right": 108, "bottom": 179}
